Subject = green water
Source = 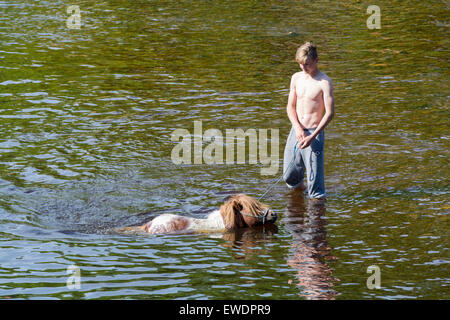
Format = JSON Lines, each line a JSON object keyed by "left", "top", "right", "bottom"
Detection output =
{"left": 0, "top": 0, "right": 448, "bottom": 299}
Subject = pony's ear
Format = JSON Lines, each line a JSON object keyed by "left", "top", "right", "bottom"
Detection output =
{"left": 232, "top": 199, "right": 243, "bottom": 211}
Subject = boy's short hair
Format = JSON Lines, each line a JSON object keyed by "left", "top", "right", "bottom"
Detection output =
{"left": 295, "top": 42, "right": 318, "bottom": 64}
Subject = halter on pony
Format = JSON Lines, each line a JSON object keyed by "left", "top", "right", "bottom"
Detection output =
{"left": 240, "top": 208, "right": 275, "bottom": 225}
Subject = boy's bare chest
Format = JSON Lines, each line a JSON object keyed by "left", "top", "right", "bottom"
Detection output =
{"left": 295, "top": 78, "right": 323, "bottom": 100}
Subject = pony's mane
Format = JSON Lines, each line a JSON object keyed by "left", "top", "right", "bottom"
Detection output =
{"left": 238, "top": 194, "right": 268, "bottom": 215}
{"left": 220, "top": 194, "right": 268, "bottom": 229}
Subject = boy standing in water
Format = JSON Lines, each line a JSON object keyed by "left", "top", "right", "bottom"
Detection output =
{"left": 283, "top": 42, "right": 334, "bottom": 201}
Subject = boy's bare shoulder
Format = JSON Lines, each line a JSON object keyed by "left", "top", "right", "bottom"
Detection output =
{"left": 291, "top": 71, "right": 304, "bottom": 79}
{"left": 318, "top": 71, "right": 332, "bottom": 83}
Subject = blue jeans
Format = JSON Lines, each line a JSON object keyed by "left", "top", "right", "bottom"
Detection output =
{"left": 282, "top": 127, "right": 326, "bottom": 199}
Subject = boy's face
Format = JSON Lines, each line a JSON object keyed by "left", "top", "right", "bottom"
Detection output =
{"left": 299, "top": 57, "right": 318, "bottom": 75}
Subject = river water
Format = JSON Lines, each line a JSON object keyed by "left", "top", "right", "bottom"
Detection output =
{"left": 0, "top": 0, "right": 448, "bottom": 299}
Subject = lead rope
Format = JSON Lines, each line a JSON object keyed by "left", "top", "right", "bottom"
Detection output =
{"left": 257, "top": 141, "right": 298, "bottom": 201}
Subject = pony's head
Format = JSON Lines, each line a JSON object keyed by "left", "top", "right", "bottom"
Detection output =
{"left": 219, "top": 194, "right": 277, "bottom": 230}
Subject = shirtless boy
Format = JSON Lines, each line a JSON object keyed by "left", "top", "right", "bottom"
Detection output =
{"left": 283, "top": 42, "right": 334, "bottom": 200}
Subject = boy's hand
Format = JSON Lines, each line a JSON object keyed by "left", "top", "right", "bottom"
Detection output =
{"left": 299, "top": 135, "right": 313, "bottom": 149}
{"left": 294, "top": 127, "right": 307, "bottom": 144}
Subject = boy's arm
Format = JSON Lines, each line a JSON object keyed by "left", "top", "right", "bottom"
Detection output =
{"left": 299, "top": 77, "right": 334, "bottom": 148}
{"left": 286, "top": 74, "right": 306, "bottom": 141}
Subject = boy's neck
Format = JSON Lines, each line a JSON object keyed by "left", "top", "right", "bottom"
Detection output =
{"left": 305, "top": 68, "right": 320, "bottom": 78}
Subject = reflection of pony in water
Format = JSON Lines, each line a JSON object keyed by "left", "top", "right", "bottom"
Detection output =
{"left": 284, "top": 189, "right": 338, "bottom": 300}
{"left": 115, "top": 194, "right": 277, "bottom": 235}
{"left": 221, "top": 224, "right": 278, "bottom": 258}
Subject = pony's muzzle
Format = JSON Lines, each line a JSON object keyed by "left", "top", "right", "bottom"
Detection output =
{"left": 265, "top": 210, "right": 277, "bottom": 224}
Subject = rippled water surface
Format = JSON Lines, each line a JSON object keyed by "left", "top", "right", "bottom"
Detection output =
{"left": 0, "top": 1, "right": 448, "bottom": 299}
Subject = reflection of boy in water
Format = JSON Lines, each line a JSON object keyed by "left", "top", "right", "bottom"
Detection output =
{"left": 283, "top": 42, "right": 334, "bottom": 201}
{"left": 284, "top": 190, "right": 338, "bottom": 300}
